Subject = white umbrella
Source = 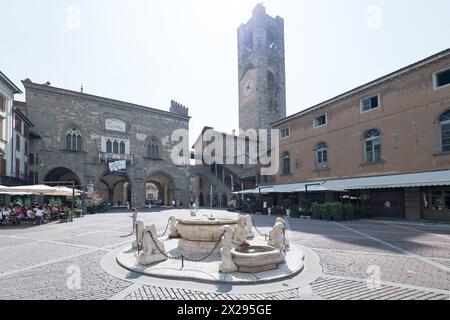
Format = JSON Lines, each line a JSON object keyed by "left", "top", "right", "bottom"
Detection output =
{"left": 0, "top": 185, "right": 33, "bottom": 195}
{"left": 51, "top": 186, "right": 83, "bottom": 197}
{"left": 7, "top": 185, "right": 59, "bottom": 195}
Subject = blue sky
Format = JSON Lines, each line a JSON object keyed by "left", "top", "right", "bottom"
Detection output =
{"left": 1, "top": 0, "right": 449, "bottom": 143}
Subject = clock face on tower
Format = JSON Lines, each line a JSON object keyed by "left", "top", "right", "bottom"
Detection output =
{"left": 243, "top": 79, "right": 254, "bottom": 97}
{"left": 240, "top": 68, "right": 257, "bottom": 103}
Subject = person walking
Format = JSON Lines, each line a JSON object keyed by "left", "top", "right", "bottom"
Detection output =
{"left": 130, "top": 207, "right": 138, "bottom": 234}
{"left": 195, "top": 200, "right": 200, "bottom": 212}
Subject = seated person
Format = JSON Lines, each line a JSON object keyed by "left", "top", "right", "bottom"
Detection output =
{"left": 12, "top": 205, "right": 23, "bottom": 224}
{"left": 35, "top": 207, "right": 44, "bottom": 224}
{"left": 43, "top": 206, "right": 50, "bottom": 221}
{"left": 26, "top": 207, "right": 34, "bottom": 219}
{"left": 52, "top": 206, "right": 60, "bottom": 218}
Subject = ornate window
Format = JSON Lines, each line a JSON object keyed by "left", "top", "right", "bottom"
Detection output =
{"left": 105, "top": 138, "right": 126, "bottom": 155}
{"left": 119, "top": 141, "right": 126, "bottom": 155}
{"left": 282, "top": 152, "right": 291, "bottom": 176}
{"left": 106, "top": 140, "right": 112, "bottom": 153}
{"left": 364, "top": 129, "right": 381, "bottom": 163}
{"left": 148, "top": 140, "right": 160, "bottom": 159}
{"left": 315, "top": 142, "right": 328, "bottom": 169}
{"left": 113, "top": 140, "right": 119, "bottom": 154}
{"left": 439, "top": 110, "right": 450, "bottom": 152}
{"left": 66, "top": 128, "right": 82, "bottom": 151}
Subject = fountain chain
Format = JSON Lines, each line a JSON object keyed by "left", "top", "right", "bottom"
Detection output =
{"left": 147, "top": 229, "right": 225, "bottom": 265}
{"left": 251, "top": 216, "right": 269, "bottom": 240}
{"left": 157, "top": 219, "right": 171, "bottom": 238}
{"left": 183, "top": 232, "right": 225, "bottom": 262}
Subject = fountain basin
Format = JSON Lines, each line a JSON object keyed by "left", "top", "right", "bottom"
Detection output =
{"left": 231, "top": 246, "right": 285, "bottom": 273}
{"left": 177, "top": 216, "right": 239, "bottom": 242}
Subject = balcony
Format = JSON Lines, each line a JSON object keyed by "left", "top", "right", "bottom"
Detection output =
{"left": 98, "top": 152, "right": 134, "bottom": 164}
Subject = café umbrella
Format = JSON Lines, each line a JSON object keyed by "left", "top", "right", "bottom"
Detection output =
{"left": 6, "top": 185, "right": 60, "bottom": 195}
{"left": 0, "top": 185, "right": 33, "bottom": 195}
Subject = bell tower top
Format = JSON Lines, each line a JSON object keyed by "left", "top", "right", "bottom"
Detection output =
{"left": 237, "top": 4, "right": 287, "bottom": 133}
{"left": 252, "top": 3, "right": 266, "bottom": 17}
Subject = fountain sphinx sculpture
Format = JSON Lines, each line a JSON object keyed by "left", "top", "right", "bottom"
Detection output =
{"left": 137, "top": 224, "right": 168, "bottom": 266}
{"left": 219, "top": 225, "right": 238, "bottom": 273}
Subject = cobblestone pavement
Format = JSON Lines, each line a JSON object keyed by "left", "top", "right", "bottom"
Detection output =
{"left": 0, "top": 210, "right": 449, "bottom": 300}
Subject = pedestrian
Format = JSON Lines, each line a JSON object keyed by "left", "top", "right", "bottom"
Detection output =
{"left": 130, "top": 207, "right": 138, "bottom": 234}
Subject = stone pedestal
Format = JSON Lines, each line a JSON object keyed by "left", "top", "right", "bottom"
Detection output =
{"left": 178, "top": 238, "right": 221, "bottom": 255}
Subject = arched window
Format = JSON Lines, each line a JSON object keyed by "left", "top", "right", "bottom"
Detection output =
{"left": 113, "top": 140, "right": 119, "bottom": 154}
{"left": 315, "top": 142, "right": 328, "bottom": 169}
{"left": 148, "top": 141, "right": 160, "bottom": 159}
{"left": 106, "top": 140, "right": 112, "bottom": 153}
{"left": 119, "top": 141, "right": 126, "bottom": 155}
{"left": 364, "top": 129, "right": 381, "bottom": 163}
{"left": 282, "top": 152, "right": 291, "bottom": 176}
{"left": 66, "top": 128, "right": 82, "bottom": 151}
{"left": 440, "top": 110, "right": 450, "bottom": 152}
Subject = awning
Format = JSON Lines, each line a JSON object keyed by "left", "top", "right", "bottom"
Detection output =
{"left": 232, "top": 187, "right": 272, "bottom": 195}
{"left": 323, "top": 170, "right": 450, "bottom": 190}
{"left": 234, "top": 182, "right": 346, "bottom": 195}
{"left": 234, "top": 170, "right": 450, "bottom": 194}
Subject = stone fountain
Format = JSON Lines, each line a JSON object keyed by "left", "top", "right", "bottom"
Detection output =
{"left": 176, "top": 214, "right": 239, "bottom": 254}
{"left": 113, "top": 212, "right": 306, "bottom": 284}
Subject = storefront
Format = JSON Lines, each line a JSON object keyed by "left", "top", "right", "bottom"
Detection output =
{"left": 239, "top": 170, "right": 450, "bottom": 221}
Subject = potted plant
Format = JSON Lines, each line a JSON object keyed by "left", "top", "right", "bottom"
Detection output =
{"left": 343, "top": 204, "right": 355, "bottom": 220}
{"left": 227, "top": 200, "right": 237, "bottom": 212}
{"left": 88, "top": 192, "right": 103, "bottom": 214}
{"left": 311, "top": 202, "right": 321, "bottom": 220}
{"left": 330, "top": 202, "right": 344, "bottom": 221}
{"left": 59, "top": 210, "right": 70, "bottom": 223}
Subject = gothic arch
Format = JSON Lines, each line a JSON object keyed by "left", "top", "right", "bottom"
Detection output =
{"left": 61, "top": 123, "right": 85, "bottom": 152}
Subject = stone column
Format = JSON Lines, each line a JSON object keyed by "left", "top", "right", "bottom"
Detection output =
{"left": 131, "top": 179, "right": 145, "bottom": 209}
{"left": 123, "top": 182, "right": 129, "bottom": 204}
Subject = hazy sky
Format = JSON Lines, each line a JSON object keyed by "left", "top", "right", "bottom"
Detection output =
{"left": 1, "top": 0, "right": 449, "bottom": 144}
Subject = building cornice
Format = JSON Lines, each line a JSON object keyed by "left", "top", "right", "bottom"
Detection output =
{"left": 272, "top": 48, "right": 450, "bottom": 127}
{"left": 0, "top": 71, "right": 22, "bottom": 94}
{"left": 22, "top": 80, "right": 190, "bottom": 123}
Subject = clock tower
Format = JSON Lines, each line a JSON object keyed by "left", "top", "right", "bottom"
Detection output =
{"left": 238, "top": 4, "right": 286, "bottom": 132}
